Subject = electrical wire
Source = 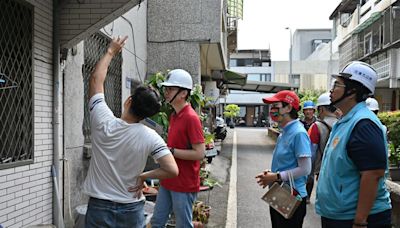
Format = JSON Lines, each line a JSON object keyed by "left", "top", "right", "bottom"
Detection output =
{"left": 121, "top": 15, "right": 143, "bottom": 83}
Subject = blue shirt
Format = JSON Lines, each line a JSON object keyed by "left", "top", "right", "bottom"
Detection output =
{"left": 347, "top": 119, "right": 387, "bottom": 171}
{"left": 271, "top": 119, "right": 312, "bottom": 197}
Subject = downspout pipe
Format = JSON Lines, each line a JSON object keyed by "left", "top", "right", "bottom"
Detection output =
{"left": 52, "top": 0, "right": 63, "bottom": 227}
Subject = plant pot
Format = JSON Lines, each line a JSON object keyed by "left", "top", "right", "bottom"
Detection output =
{"left": 192, "top": 221, "right": 204, "bottom": 228}
{"left": 389, "top": 167, "right": 400, "bottom": 181}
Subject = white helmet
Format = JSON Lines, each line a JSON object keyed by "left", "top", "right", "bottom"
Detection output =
{"left": 333, "top": 61, "right": 377, "bottom": 95}
{"left": 161, "top": 69, "right": 193, "bottom": 90}
{"left": 366, "top": 97, "right": 379, "bottom": 111}
{"left": 316, "top": 92, "right": 331, "bottom": 107}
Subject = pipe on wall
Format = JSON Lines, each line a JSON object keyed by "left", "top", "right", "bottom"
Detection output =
{"left": 52, "top": 0, "right": 64, "bottom": 227}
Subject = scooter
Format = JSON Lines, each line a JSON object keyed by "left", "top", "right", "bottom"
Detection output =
{"left": 214, "top": 124, "right": 227, "bottom": 141}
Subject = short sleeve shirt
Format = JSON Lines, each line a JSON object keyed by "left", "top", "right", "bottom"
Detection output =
{"left": 161, "top": 104, "right": 204, "bottom": 192}
{"left": 347, "top": 119, "right": 387, "bottom": 171}
{"left": 83, "top": 93, "right": 171, "bottom": 203}
{"left": 271, "top": 120, "right": 312, "bottom": 197}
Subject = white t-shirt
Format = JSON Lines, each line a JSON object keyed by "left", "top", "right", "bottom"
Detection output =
{"left": 83, "top": 93, "right": 170, "bottom": 203}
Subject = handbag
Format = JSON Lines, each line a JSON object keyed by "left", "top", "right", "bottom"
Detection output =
{"left": 261, "top": 171, "right": 302, "bottom": 219}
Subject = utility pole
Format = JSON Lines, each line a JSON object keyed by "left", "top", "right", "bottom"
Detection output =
{"left": 285, "top": 27, "right": 293, "bottom": 82}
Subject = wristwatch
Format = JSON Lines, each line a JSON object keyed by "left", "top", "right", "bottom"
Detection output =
{"left": 276, "top": 171, "right": 281, "bottom": 181}
{"left": 170, "top": 148, "right": 175, "bottom": 155}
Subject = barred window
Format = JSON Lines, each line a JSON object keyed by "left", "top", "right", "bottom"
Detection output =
{"left": 82, "top": 33, "right": 122, "bottom": 143}
{"left": 0, "top": 0, "right": 33, "bottom": 169}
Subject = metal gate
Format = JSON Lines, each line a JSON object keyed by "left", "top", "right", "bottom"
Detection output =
{"left": 0, "top": 0, "right": 33, "bottom": 169}
{"left": 82, "top": 33, "right": 122, "bottom": 143}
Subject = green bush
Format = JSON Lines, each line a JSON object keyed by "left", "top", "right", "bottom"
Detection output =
{"left": 378, "top": 111, "right": 400, "bottom": 167}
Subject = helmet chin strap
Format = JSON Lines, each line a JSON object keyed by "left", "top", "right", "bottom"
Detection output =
{"left": 330, "top": 88, "right": 355, "bottom": 107}
{"left": 168, "top": 88, "right": 183, "bottom": 104}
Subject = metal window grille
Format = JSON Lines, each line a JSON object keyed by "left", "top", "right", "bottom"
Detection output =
{"left": 0, "top": 0, "right": 33, "bottom": 169}
{"left": 82, "top": 33, "right": 122, "bottom": 143}
{"left": 371, "top": 52, "right": 390, "bottom": 79}
{"left": 339, "top": 38, "right": 353, "bottom": 69}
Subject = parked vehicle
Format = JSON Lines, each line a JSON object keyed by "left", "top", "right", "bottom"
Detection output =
{"left": 215, "top": 116, "right": 227, "bottom": 140}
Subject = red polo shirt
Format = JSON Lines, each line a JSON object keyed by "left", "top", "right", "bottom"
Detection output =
{"left": 161, "top": 104, "right": 204, "bottom": 192}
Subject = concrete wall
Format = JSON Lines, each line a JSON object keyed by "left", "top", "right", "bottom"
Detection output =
{"left": 292, "top": 29, "right": 331, "bottom": 61}
{"left": 147, "top": 0, "right": 223, "bottom": 84}
{"left": 273, "top": 60, "right": 330, "bottom": 91}
{"left": 62, "top": 3, "right": 147, "bottom": 223}
{"left": 0, "top": 1, "right": 55, "bottom": 227}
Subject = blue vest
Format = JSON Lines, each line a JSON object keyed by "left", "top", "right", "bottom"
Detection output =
{"left": 316, "top": 102, "right": 391, "bottom": 219}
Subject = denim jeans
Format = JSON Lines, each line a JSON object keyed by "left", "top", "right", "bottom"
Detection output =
{"left": 85, "top": 197, "right": 145, "bottom": 228}
{"left": 151, "top": 186, "right": 197, "bottom": 228}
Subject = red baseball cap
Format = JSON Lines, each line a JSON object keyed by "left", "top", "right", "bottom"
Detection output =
{"left": 262, "top": 90, "right": 300, "bottom": 111}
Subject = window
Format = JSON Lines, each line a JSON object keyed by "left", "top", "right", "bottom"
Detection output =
{"left": 383, "top": 9, "right": 390, "bottom": 46}
{"left": 83, "top": 33, "right": 122, "bottom": 144}
{"left": 340, "top": 12, "right": 352, "bottom": 27}
{"left": 247, "top": 73, "right": 271, "bottom": 82}
{"left": 229, "top": 59, "right": 237, "bottom": 67}
{"left": 364, "top": 33, "right": 372, "bottom": 55}
{"left": 371, "top": 21, "right": 381, "bottom": 52}
{"left": 261, "top": 74, "right": 271, "bottom": 82}
{"left": 247, "top": 74, "right": 260, "bottom": 81}
{"left": 290, "top": 74, "right": 300, "bottom": 85}
{"left": 0, "top": 0, "right": 33, "bottom": 169}
{"left": 311, "top": 39, "right": 331, "bottom": 52}
{"left": 393, "top": 6, "right": 400, "bottom": 42}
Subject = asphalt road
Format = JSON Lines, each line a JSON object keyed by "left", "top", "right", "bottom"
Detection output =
{"left": 200, "top": 127, "right": 321, "bottom": 228}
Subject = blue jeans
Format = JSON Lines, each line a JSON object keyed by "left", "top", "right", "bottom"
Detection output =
{"left": 85, "top": 197, "right": 145, "bottom": 228}
{"left": 151, "top": 186, "right": 197, "bottom": 228}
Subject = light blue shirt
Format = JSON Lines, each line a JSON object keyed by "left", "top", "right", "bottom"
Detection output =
{"left": 271, "top": 119, "right": 312, "bottom": 197}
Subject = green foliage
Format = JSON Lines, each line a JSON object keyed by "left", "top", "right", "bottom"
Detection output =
{"left": 203, "top": 130, "right": 215, "bottom": 145}
{"left": 298, "top": 89, "right": 325, "bottom": 108}
{"left": 378, "top": 111, "right": 400, "bottom": 167}
{"left": 223, "top": 104, "right": 240, "bottom": 118}
{"left": 145, "top": 72, "right": 173, "bottom": 139}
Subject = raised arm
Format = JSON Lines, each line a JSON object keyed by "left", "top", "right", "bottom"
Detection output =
{"left": 89, "top": 36, "right": 128, "bottom": 99}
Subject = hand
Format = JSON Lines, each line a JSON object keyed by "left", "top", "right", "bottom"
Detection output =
{"left": 107, "top": 36, "right": 128, "bottom": 56}
{"left": 127, "top": 175, "right": 145, "bottom": 198}
{"left": 255, "top": 170, "right": 277, "bottom": 188}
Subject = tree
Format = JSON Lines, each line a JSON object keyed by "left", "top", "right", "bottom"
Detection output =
{"left": 223, "top": 104, "right": 240, "bottom": 127}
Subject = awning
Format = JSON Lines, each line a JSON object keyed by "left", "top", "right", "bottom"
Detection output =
{"left": 226, "top": 80, "right": 299, "bottom": 93}
{"left": 353, "top": 12, "right": 382, "bottom": 34}
{"left": 223, "top": 70, "right": 247, "bottom": 86}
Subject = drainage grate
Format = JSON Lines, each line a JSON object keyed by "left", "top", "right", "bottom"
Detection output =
{"left": 0, "top": 0, "right": 33, "bottom": 169}
{"left": 82, "top": 33, "right": 122, "bottom": 143}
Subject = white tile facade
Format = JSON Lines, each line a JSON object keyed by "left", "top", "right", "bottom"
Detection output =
{"left": 0, "top": 0, "right": 54, "bottom": 227}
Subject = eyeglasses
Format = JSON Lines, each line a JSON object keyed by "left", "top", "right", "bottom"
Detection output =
{"left": 331, "top": 81, "right": 346, "bottom": 89}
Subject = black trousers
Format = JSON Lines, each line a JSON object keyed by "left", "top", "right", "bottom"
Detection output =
{"left": 321, "top": 209, "right": 392, "bottom": 228}
{"left": 270, "top": 197, "right": 307, "bottom": 228}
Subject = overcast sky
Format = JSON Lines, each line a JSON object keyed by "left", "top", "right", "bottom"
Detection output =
{"left": 237, "top": 0, "right": 342, "bottom": 61}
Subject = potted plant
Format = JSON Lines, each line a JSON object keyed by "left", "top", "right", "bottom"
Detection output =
{"left": 224, "top": 104, "right": 240, "bottom": 128}
{"left": 192, "top": 200, "right": 211, "bottom": 226}
{"left": 378, "top": 111, "right": 400, "bottom": 181}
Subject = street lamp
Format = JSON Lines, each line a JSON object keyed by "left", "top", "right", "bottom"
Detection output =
{"left": 285, "top": 27, "right": 293, "bottom": 81}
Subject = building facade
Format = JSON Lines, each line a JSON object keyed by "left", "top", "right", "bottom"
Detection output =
{"left": 329, "top": 0, "right": 400, "bottom": 111}
{"left": 0, "top": 0, "right": 236, "bottom": 227}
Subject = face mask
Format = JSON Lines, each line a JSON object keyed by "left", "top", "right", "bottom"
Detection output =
{"left": 269, "top": 108, "right": 281, "bottom": 122}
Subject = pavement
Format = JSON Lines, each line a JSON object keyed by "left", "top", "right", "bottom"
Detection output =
{"left": 197, "top": 127, "right": 322, "bottom": 228}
